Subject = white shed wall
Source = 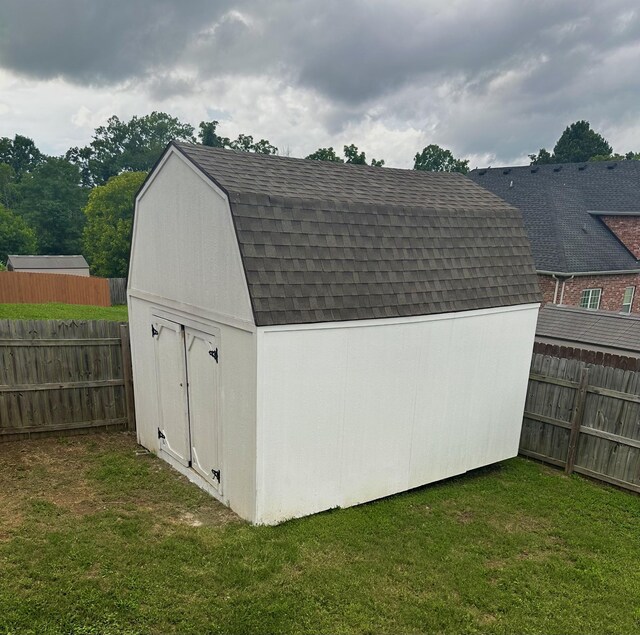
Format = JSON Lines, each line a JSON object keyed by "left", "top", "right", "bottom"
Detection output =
{"left": 128, "top": 148, "right": 258, "bottom": 521}
{"left": 129, "top": 149, "right": 253, "bottom": 324}
{"left": 255, "top": 303, "right": 539, "bottom": 524}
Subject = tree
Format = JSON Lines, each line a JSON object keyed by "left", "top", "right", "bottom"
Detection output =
{"left": 590, "top": 151, "right": 640, "bottom": 162}
{"left": 307, "top": 144, "right": 384, "bottom": 166}
{"left": 529, "top": 120, "right": 612, "bottom": 165}
{"left": 227, "top": 133, "right": 278, "bottom": 154}
{"left": 0, "top": 163, "right": 18, "bottom": 208}
{"left": 306, "top": 147, "right": 344, "bottom": 162}
{"left": 0, "top": 134, "right": 44, "bottom": 179}
{"left": 67, "top": 112, "right": 196, "bottom": 186}
{"left": 0, "top": 203, "right": 37, "bottom": 264}
{"left": 413, "top": 144, "right": 469, "bottom": 174}
{"left": 82, "top": 171, "right": 147, "bottom": 277}
{"left": 199, "top": 120, "right": 229, "bottom": 148}
{"left": 15, "top": 158, "right": 87, "bottom": 254}
{"left": 528, "top": 148, "right": 554, "bottom": 165}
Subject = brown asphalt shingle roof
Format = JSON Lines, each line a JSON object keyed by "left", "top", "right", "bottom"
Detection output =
{"left": 173, "top": 142, "right": 540, "bottom": 326}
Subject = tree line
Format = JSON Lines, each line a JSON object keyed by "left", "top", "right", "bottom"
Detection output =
{"left": 0, "top": 113, "right": 637, "bottom": 277}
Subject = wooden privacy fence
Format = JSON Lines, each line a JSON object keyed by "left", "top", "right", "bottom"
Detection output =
{"left": 0, "top": 319, "right": 135, "bottom": 441}
{"left": 520, "top": 342, "right": 640, "bottom": 493}
{"left": 108, "top": 278, "right": 127, "bottom": 306}
{"left": 0, "top": 271, "right": 110, "bottom": 306}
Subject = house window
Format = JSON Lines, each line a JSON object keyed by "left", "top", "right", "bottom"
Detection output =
{"left": 579, "top": 288, "right": 602, "bottom": 310}
{"left": 622, "top": 286, "right": 635, "bottom": 313}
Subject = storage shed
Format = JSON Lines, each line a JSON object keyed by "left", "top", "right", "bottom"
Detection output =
{"left": 7, "top": 254, "right": 90, "bottom": 276}
{"left": 128, "top": 142, "right": 541, "bottom": 524}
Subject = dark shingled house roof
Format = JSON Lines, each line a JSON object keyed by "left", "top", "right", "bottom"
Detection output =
{"left": 536, "top": 305, "right": 640, "bottom": 356}
{"left": 171, "top": 142, "right": 540, "bottom": 326}
{"left": 469, "top": 161, "right": 640, "bottom": 275}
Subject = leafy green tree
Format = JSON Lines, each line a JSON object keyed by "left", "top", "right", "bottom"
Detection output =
{"left": 413, "top": 144, "right": 469, "bottom": 174}
{"left": 0, "top": 134, "right": 44, "bottom": 179}
{"left": 590, "top": 151, "right": 640, "bottom": 161}
{"left": 0, "top": 203, "right": 37, "bottom": 264}
{"left": 528, "top": 148, "right": 554, "bottom": 164}
{"left": 67, "top": 112, "right": 196, "bottom": 186}
{"left": 228, "top": 134, "right": 278, "bottom": 154}
{"left": 83, "top": 171, "right": 147, "bottom": 277}
{"left": 199, "top": 120, "right": 229, "bottom": 148}
{"left": 529, "top": 121, "right": 612, "bottom": 165}
{"left": 15, "top": 158, "right": 87, "bottom": 254}
{"left": 306, "top": 147, "right": 344, "bottom": 162}
{"left": 0, "top": 163, "right": 18, "bottom": 208}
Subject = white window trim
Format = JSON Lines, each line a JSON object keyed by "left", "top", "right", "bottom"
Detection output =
{"left": 621, "top": 286, "right": 635, "bottom": 313}
{"left": 580, "top": 288, "right": 602, "bottom": 310}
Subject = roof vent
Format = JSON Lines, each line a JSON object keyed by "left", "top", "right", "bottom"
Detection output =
{"left": 530, "top": 167, "right": 539, "bottom": 173}
{"left": 477, "top": 169, "right": 487, "bottom": 176}
{"left": 502, "top": 168, "right": 511, "bottom": 175}
{"left": 553, "top": 166, "right": 562, "bottom": 172}
{"left": 578, "top": 164, "right": 587, "bottom": 171}
{"left": 582, "top": 223, "right": 588, "bottom": 233}
{"left": 607, "top": 162, "right": 618, "bottom": 169}
{"left": 509, "top": 180, "right": 514, "bottom": 188}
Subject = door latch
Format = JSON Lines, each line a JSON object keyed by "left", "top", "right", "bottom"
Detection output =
{"left": 151, "top": 324, "right": 159, "bottom": 337}
{"left": 209, "top": 348, "right": 219, "bottom": 363}
{"left": 157, "top": 428, "right": 166, "bottom": 440}
{"left": 211, "top": 468, "right": 221, "bottom": 482}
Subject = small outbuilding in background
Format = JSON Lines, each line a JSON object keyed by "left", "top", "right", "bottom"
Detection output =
{"left": 6, "top": 254, "right": 90, "bottom": 276}
{"left": 127, "top": 142, "right": 540, "bottom": 524}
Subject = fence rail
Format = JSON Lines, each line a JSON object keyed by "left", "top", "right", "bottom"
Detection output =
{"left": 520, "top": 344, "right": 640, "bottom": 494}
{"left": 0, "top": 319, "right": 135, "bottom": 441}
{"left": 0, "top": 271, "right": 110, "bottom": 306}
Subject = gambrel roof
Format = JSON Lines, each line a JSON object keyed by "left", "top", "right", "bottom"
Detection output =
{"left": 171, "top": 142, "right": 540, "bottom": 326}
{"left": 469, "top": 161, "right": 640, "bottom": 275}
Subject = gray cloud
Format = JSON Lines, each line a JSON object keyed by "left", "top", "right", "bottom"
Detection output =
{"left": 0, "top": 0, "right": 639, "bottom": 164}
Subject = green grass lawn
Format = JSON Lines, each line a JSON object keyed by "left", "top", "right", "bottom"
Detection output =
{"left": 0, "top": 434, "right": 638, "bottom": 635}
{"left": 0, "top": 302, "right": 128, "bottom": 321}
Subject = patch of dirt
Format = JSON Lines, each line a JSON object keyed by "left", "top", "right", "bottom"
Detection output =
{"left": 0, "top": 433, "right": 242, "bottom": 536}
{"left": 455, "top": 510, "right": 474, "bottom": 525}
{"left": 488, "top": 514, "right": 550, "bottom": 534}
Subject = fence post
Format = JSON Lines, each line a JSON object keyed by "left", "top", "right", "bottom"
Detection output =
{"left": 120, "top": 323, "right": 136, "bottom": 432}
{"left": 565, "top": 365, "right": 589, "bottom": 475}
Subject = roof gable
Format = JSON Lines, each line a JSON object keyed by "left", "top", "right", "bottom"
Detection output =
{"left": 170, "top": 142, "right": 540, "bottom": 326}
{"left": 469, "top": 161, "right": 640, "bottom": 274}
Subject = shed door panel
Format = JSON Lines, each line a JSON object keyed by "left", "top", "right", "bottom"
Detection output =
{"left": 185, "top": 327, "right": 221, "bottom": 492}
{"left": 153, "top": 318, "right": 190, "bottom": 466}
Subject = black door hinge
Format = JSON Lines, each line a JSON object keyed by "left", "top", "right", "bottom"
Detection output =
{"left": 209, "top": 348, "right": 219, "bottom": 363}
{"left": 157, "top": 428, "right": 165, "bottom": 440}
{"left": 211, "top": 468, "right": 221, "bottom": 482}
{"left": 151, "top": 324, "right": 159, "bottom": 337}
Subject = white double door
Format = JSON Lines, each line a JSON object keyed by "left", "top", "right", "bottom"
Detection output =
{"left": 152, "top": 316, "right": 221, "bottom": 492}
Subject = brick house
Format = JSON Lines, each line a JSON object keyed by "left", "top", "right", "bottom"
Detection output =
{"left": 469, "top": 161, "right": 640, "bottom": 313}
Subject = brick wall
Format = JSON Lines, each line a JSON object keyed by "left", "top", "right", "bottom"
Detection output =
{"left": 601, "top": 216, "right": 640, "bottom": 259}
{"left": 538, "top": 273, "right": 640, "bottom": 313}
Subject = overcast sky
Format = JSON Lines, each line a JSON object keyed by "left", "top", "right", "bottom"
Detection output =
{"left": 0, "top": 0, "right": 639, "bottom": 168}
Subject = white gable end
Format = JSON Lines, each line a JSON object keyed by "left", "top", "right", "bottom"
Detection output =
{"left": 129, "top": 150, "right": 254, "bottom": 324}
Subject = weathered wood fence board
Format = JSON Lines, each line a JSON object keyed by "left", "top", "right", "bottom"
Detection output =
{"left": 520, "top": 344, "right": 640, "bottom": 494}
{"left": 0, "top": 271, "right": 110, "bottom": 306}
{"left": 108, "top": 278, "right": 127, "bottom": 306}
{"left": 0, "top": 319, "right": 135, "bottom": 440}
